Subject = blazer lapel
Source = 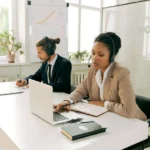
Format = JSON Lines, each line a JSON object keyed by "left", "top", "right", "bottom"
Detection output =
{"left": 51, "top": 55, "right": 61, "bottom": 82}
{"left": 103, "top": 62, "right": 116, "bottom": 101}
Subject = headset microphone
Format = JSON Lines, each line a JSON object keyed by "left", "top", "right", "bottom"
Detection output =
{"left": 88, "top": 55, "right": 92, "bottom": 68}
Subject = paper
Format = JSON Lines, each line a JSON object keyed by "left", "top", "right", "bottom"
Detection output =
{"left": 0, "top": 83, "right": 24, "bottom": 95}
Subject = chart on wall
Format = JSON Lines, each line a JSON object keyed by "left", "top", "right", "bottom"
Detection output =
{"left": 27, "top": 5, "right": 68, "bottom": 62}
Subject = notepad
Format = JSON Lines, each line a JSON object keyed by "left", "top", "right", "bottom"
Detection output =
{"left": 70, "top": 103, "right": 108, "bottom": 117}
{"left": 61, "top": 122, "right": 107, "bottom": 140}
{"left": 0, "top": 85, "right": 23, "bottom": 95}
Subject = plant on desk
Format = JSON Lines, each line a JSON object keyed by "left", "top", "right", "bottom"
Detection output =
{"left": 0, "top": 30, "right": 23, "bottom": 63}
{"left": 68, "top": 50, "right": 89, "bottom": 63}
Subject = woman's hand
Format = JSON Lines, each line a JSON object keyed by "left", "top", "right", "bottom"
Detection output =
{"left": 88, "top": 100, "right": 104, "bottom": 107}
{"left": 53, "top": 100, "right": 71, "bottom": 112}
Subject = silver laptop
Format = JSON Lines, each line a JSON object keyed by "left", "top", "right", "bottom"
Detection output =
{"left": 29, "top": 79, "right": 81, "bottom": 125}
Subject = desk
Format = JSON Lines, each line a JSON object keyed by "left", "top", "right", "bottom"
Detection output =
{"left": 0, "top": 83, "right": 148, "bottom": 150}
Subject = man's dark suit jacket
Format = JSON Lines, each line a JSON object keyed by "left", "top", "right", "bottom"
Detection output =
{"left": 25, "top": 55, "right": 72, "bottom": 93}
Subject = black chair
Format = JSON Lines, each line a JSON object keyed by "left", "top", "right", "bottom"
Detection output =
{"left": 70, "top": 84, "right": 77, "bottom": 93}
{"left": 124, "top": 95, "right": 150, "bottom": 150}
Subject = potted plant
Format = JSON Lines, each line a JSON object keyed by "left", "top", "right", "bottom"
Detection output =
{"left": 0, "top": 30, "right": 23, "bottom": 63}
{"left": 68, "top": 50, "right": 89, "bottom": 63}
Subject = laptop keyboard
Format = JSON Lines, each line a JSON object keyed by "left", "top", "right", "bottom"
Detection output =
{"left": 53, "top": 112, "right": 69, "bottom": 122}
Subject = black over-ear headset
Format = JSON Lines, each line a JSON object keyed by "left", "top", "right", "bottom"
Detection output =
{"left": 88, "top": 34, "right": 116, "bottom": 68}
{"left": 44, "top": 36, "right": 55, "bottom": 56}
{"left": 105, "top": 34, "right": 116, "bottom": 63}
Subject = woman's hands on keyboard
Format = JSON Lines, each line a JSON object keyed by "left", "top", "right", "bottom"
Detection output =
{"left": 53, "top": 100, "right": 71, "bottom": 112}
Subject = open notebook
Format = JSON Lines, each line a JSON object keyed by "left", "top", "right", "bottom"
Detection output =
{"left": 70, "top": 102, "right": 108, "bottom": 117}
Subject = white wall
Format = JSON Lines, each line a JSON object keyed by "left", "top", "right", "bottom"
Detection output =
{"left": 0, "top": 63, "right": 89, "bottom": 82}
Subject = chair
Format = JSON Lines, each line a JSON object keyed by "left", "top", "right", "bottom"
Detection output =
{"left": 124, "top": 95, "right": 150, "bottom": 150}
{"left": 70, "top": 84, "right": 77, "bottom": 93}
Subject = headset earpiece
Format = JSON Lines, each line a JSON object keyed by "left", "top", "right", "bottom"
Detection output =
{"left": 45, "top": 37, "right": 55, "bottom": 56}
{"left": 110, "top": 54, "right": 115, "bottom": 63}
{"left": 105, "top": 34, "right": 115, "bottom": 63}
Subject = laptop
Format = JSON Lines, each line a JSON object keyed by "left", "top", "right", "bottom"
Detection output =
{"left": 29, "top": 79, "right": 82, "bottom": 125}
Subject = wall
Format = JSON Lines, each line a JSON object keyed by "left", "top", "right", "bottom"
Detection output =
{"left": 0, "top": 63, "right": 89, "bottom": 82}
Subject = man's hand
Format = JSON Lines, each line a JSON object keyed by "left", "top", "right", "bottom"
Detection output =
{"left": 88, "top": 100, "right": 104, "bottom": 107}
{"left": 16, "top": 79, "right": 26, "bottom": 87}
{"left": 53, "top": 100, "right": 71, "bottom": 112}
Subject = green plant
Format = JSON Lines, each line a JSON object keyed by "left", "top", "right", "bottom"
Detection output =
{"left": 68, "top": 50, "right": 89, "bottom": 61}
{"left": 0, "top": 30, "right": 23, "bottom": 55}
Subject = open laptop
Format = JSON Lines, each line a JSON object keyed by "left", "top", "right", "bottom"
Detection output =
{"left": 29, "top": 79, "right": 82, "bottom": 125}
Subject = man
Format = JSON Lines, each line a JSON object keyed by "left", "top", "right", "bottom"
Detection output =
{"left": 16, "top": 37, "right": 72, "bottom": 93}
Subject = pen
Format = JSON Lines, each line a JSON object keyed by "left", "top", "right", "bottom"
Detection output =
{"left": 60, "top": 103, "right": 72, "bottom": 108}
{"left": 17, "top": 74, "right": 21, "bottom": 82}
{"left": 53, "top": 103, "right": 72, "bottom": 108}
{"left": 80, "top": 121, "right": 94, "bottom": 123}
{"left": 68, "top": 118, "right": 83, "bottom": 123}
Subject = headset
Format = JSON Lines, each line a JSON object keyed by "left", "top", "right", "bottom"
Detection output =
{"left": 105, "top": 34, "right": 116, "bottom": 63}
{"left": 44, "top": 36, "right": 55, "bottom": 56}
{"left": 88, "top": 55, "right": 92, "bottom": 68}
{"left": 88, "top": 34, "right": 116, "bottom": 68}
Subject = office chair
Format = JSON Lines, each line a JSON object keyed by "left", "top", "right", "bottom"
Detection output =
{"left": 70, "top": 84, "right": 77, "bottom": 93}
{"left": 124, "top": 95, "right": 150, "bottom": 150}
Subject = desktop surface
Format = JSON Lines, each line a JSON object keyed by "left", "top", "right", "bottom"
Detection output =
{"left": 0, "top": 82, "right": 148, "bottom": 150}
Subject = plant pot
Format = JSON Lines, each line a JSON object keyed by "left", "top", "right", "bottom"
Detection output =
{"left": 7, "top": 54, "right": 15, "bottom": 63}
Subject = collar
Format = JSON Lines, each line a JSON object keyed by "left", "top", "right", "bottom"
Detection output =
{"left": 96, "top": 63, "right": 113, "bottom": 84}
{"left": 48, "top": 54, "right": 58, "bottom": 66}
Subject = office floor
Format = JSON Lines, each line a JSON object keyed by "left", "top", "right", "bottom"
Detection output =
{"left": 145, "top": 128, "right": 150, "bottom": 150}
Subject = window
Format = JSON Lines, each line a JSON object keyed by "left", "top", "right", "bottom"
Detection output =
{"left": 66, "top": 0, "right": 101, "bottom": 55}
{"left": 68, "top": 6, "right": 79, "bottom": 53}
{"left": 143, "top": 2, "right": 150, "bottom": 58}
{"left": 0, "top": 0, "right": 10, "bottom": 56}
{"left": 65, "top": 0, "right": 79, "bottom": 4}
{"left": 80, "top": 8, "right": 100, "bottom": 52}
{"left": 103, "top": 0, "right": 116, "bottom": 7}
{"left": 81, "top": 0, "right": 101, "bottom": 8}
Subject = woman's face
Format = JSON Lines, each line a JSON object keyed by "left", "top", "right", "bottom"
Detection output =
{"left": 92, "top": 42, "right": 110, "bottom": 71}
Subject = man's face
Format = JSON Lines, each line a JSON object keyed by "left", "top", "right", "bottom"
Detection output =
{"left": 36, "top": 46, "right": 49, "bottom": 62}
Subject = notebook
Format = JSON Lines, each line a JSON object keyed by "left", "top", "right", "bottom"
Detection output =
{"left": 70, "top": 102, "right": 108, "bottom": 117}
{"left": 61, "top": 122, "right": 107, "bottom": 140}
{"left": 0, "top": 83, "right": 23, "bottom": 95}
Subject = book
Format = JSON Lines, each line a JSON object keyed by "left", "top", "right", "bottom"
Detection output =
{"left": 61, "top": 122, "right": 107, "bottom": 140}
{"left": 70, "top": 102, "right": 108, "bottom": 117}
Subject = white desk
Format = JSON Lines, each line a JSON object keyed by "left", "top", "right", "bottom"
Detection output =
{"left": 0, "top": 83, "right": 148, "bottom": 150}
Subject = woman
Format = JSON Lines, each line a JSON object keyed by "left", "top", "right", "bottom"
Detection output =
{"left": 54, "top": 32, "right": 147, "bottom": 120}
